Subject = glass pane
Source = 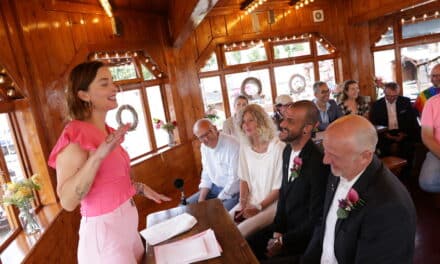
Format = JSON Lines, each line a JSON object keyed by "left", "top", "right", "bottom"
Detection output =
{"left": 141, "top": 64, "right": 156, "bottom": 81}
{"left": 0, "top": 113, "right": 21, "bottom": 244}
{"left": 274, "top": 63, "right": 315, "bottom": 101}
{"left": 224, "top": 69, "right": 273, "bottom": 113}
{"left": 373, "top": 50, "right": 396, "bottom": 99}
{"left": 401, "top": 42, "right": 440, "bottom": 99}
{"left": 375, "top": 26, "right": 394, "bottom": 46}
{"left": 109, "top": 62, "right": 137, "bottom": 81}
{"left": 224, "top": 45, "right": 267, "bottom": 66}
{"left": 200, "top": 76, "right": 225, "bottom": 128}
{"left": 145, "top": 86, "right": 168, "bottom": 148}
{"left": 0, "top": 114, "right": 25, "bottom": 183}
{"left": 200, "top": 53, "right": 219, "bottom": 72}
{"left": 273, "top": 41, "right": 311, "bottom": 59}
{"left": 316, "top": 41, "right": 330, "bottom": 56}
{"left": 318, "top": 60, "right": 336, "bottom": 90}
{"left": 106, "top": 89, "right": 151, "bottom": 158}
{"left": 402, "top": 18, "right": 440, "bottom": 39}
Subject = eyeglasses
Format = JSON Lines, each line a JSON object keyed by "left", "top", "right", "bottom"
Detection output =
{"left": 431, "top": 74, "right": 440, "bottom": 78}
{"left": 320, "top": 89, "right": 330, "bottom": 94}
{"left": 196, "top": 129, "right": 213, "bottom": 141}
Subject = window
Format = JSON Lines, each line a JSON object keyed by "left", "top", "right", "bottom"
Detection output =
{"left": 273, "top": 41, "right": 311, "bottom": 59}
{"left": 198, "top": 33, "right": 339, "bottom": 120}
{"left": 91, "top": 50, "right": 175, "bottom": 159}
{"left": 200, "top": 53, "right": 219, "bottom": 72}
{"left": 372, "top": 15, "right": 440, "bottom": 100}
{"left": 224, "top": 44, "right": 267, "bottom": 66}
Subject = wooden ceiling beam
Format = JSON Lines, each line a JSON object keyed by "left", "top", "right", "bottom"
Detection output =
{"left": 168, "top": 0, "right": 220, "bottom": 48}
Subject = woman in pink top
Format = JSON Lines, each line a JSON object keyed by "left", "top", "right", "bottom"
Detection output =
{"left": 48, "top": 61, "right": 170, "bottom": 263}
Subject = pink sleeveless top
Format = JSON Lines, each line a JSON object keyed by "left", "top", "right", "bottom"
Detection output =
{"left": 48, "top": 120, "right": 135, "bottom": 217}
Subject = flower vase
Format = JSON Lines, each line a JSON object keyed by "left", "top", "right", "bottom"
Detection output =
{"left": 167, "top": 130, "right": 175, "bottom": 147}
{"left": 18, "top": 201, "right": 41, "bottom": 235}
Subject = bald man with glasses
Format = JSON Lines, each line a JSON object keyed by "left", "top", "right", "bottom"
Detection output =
{"left": 187, "top": 118, "right": 240, "bottom": 210}
{"left": 313, "top": 81, "right": 343, "bottom": 131}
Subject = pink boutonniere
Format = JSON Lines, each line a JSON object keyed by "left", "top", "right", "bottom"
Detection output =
{"left": 337, "top": 188, "right": 365, "bottom": 219}
{"left": 289, "top": 156, "right": 303, "bottom": 182}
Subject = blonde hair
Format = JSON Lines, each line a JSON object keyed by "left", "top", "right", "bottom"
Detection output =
{"left": 237, "top": 104, "right": 276, "bottom": 143}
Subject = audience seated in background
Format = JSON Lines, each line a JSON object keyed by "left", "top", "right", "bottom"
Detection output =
{"left": 272, "top": 94, "right": 293, "bottom": 131}
{"left": 370, "top": 82, "right": 420, "bottom": 164}
{"left": 414, "top": 64, "right": 440, "bottom": 116}
{"left": 188, "top": 119, "right": 240, "bottom": 210}
{"left": 419, "top": 93, "right": 440, "bottom": 194}
{"left": 313, "top": 81, "right": 343, "bottom": 131}
{"left": 247, "top": 101, "right": 329, "bottom": 263}
{"left": 222, "top": 95, "right": 249, "bottom": 140}
{"left": 338, "top": 80, "right": 370, "bottom": 118}
{"left": 302, "top": 115, "right": 416, "bottom": 264}
{"left": 230, "top": 104, "right": 285, "bottom": 238}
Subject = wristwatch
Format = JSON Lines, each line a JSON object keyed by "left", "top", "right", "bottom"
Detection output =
{"left": 255, "top": 203, "right": 262, "bottom": 211}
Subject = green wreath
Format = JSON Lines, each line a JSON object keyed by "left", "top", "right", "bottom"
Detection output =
{"left": 116, "top": 104, "right": 138, "bottom": 131}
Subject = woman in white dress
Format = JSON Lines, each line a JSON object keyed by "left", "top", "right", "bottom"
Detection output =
{"left": 230, "top": 104, "right": 285, "bottom": 238}
{"left": 222, "top": 95, "right": 248, "bottom": 139}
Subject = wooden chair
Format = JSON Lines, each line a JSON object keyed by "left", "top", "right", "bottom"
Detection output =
{"left": 381, "top": 156, "right": 407, "bottom": 177}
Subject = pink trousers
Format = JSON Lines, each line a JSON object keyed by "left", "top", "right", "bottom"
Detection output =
{"left": 77, "top": 198, "right": 144, "bottom": 264}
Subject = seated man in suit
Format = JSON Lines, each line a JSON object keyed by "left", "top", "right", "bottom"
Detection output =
{"left": 187, "top": 119, "right": 240, "bottom": 210}
{"left": 370, "top": 82, "right": 420, "bottom": 161}
{"left": 313, "top": 81, "right": 343, "bottom": 131}
{"left": 247, "top": 101, "right": 329, "bottom": 263}
{"left": 302, "top": 115, "right": 416, "bottom": 264}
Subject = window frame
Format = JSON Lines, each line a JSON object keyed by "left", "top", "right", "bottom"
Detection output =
{"left": 199, "top": 33, "right": 339, "bottom": 119}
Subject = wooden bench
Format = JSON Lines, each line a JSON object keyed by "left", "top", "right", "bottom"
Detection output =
{"left": 381, "top": 156, "right": 407, "bottom": 177}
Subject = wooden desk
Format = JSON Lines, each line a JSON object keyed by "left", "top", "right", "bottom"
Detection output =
{"left": 144, "top": 199, "right": 258, "bottom": 264}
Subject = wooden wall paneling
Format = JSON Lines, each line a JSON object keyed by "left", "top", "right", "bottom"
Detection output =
{"left": 225, "top": 13, "right": 243, "bottom": 36}
{"left": 69, "top": 13, "right": 89, "bottom": 51}
{"left": 241, "top": 13, "right": 256, "bottom": 34}
{"left": 169, "top": 0, "right": 220, "bottom": 47}
{"left": 256, "top": 11, "right": 270, "bottom": 33}
{"left": 269, "top": 9, "right": 286, "bottom": 32}
{"left": 83, "top": 13, "right": 113, "bottom": 45}
{"left": 283, "top": 9, "right": 302, "bottom": 31}
{"left": 195, "top": 18, "right": 213, "bottom": 58}
{"left": 210, "top": 15, "right": 227, "bottom": 38}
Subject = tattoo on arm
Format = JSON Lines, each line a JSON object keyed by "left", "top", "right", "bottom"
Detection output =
{"left": 75, "top": 182, "right": 91, "bottom": 200}
{"left": 133, "top": 182, "right": 144, "bottom": 196}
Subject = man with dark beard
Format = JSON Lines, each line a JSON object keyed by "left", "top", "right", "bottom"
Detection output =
{"left": 247, "top": 100, "right": 329, "bottom": 263}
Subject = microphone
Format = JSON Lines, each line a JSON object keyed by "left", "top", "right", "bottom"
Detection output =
{"left": 174, "top": 178, "right": 187, "bottom": 205}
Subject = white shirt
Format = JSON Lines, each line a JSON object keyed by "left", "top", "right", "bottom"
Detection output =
{"left": 288, "top": 149, "right": 302, "bottom": 182}
{"left": 385, "top": 100, "right": 398, "bottom": 130}
{"left": 200, "top": 133, "right": 240, "bottom": 200}
{"left": 238, "top": 138, "right": 285, "bottom": 205}
{"left": 320, "top": 171, "right": 364, "bottom": 264}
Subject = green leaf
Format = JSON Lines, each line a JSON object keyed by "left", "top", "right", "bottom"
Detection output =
{"left": 337, "top": 208, "right": 349, "bottom": 219}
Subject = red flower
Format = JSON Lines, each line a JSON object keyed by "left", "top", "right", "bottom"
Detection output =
{"left": 347, "top": 188, "right": 359, "bottom": 204}
{"left": 172, "top": 121, "right": 178, "bottom": 127}
{"left": 294, "top": 156, "right": 303, "bottom": 166}
{"left": 337, "top": 188, "right": 365, "bottom": 219}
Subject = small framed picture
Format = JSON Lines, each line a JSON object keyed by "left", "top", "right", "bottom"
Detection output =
{"left": 313, "top": 10, "right": 324, "bottom": 22}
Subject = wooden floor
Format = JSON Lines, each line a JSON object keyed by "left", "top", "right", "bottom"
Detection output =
{"left": 140, "top": 167, "right": 440, "bottom": 263}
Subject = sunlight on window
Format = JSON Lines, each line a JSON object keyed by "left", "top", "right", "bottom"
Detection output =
{"left": 141, "top": 64, "right": 156, "bottom": 81}
{"left": 109, "top": 63, "right": 137, "bottom": 81}
{"left": 200, "top": 76, "right": 225, "bottom": 127}
{"left": 318, "top": 60, "right": 336, "bottom": 90}
{"left": 274, "top": 63, "right": 315, "bottom": 101}
{"left": 146, "top": 86, "right": 168, "bottom": 147}
{"left": 400, "top": 42, "right": 440, "bottom": 99}
{"left": 273, "top": 41, "right": 311, "bottom": 59}
{"left": 373, "top": 50, "right": 395, "bottom": 99}
{"left": 402, "top": 18, "right": 440, "bottom": 39}
{"left": 375, "top": 26, "right": 394, "bottom": 46}
{"left": 224, "top": 45, "right": 267, "bottom": 66}
{"left": 200, "top": 53, "right": 219, "bottom": 72}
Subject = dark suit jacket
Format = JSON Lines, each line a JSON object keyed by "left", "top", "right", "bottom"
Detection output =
{"left": 272, "top": 140, "right": 329, "bottom": 254}
{"left": 302, "top": 156, "right": 416, "bottom": 264}
{"left": 316, "top": 100, "right": 343, "bottom": 131}
{"left": 370, "top": 96, "right": 420, "bottom": 141}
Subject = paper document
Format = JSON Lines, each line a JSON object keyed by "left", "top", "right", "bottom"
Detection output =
{"left": 154, "top": 229, "right": 222, "bottom": 264}
{"left": 140, "top": 212, "right": 197, "bottom": 246}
